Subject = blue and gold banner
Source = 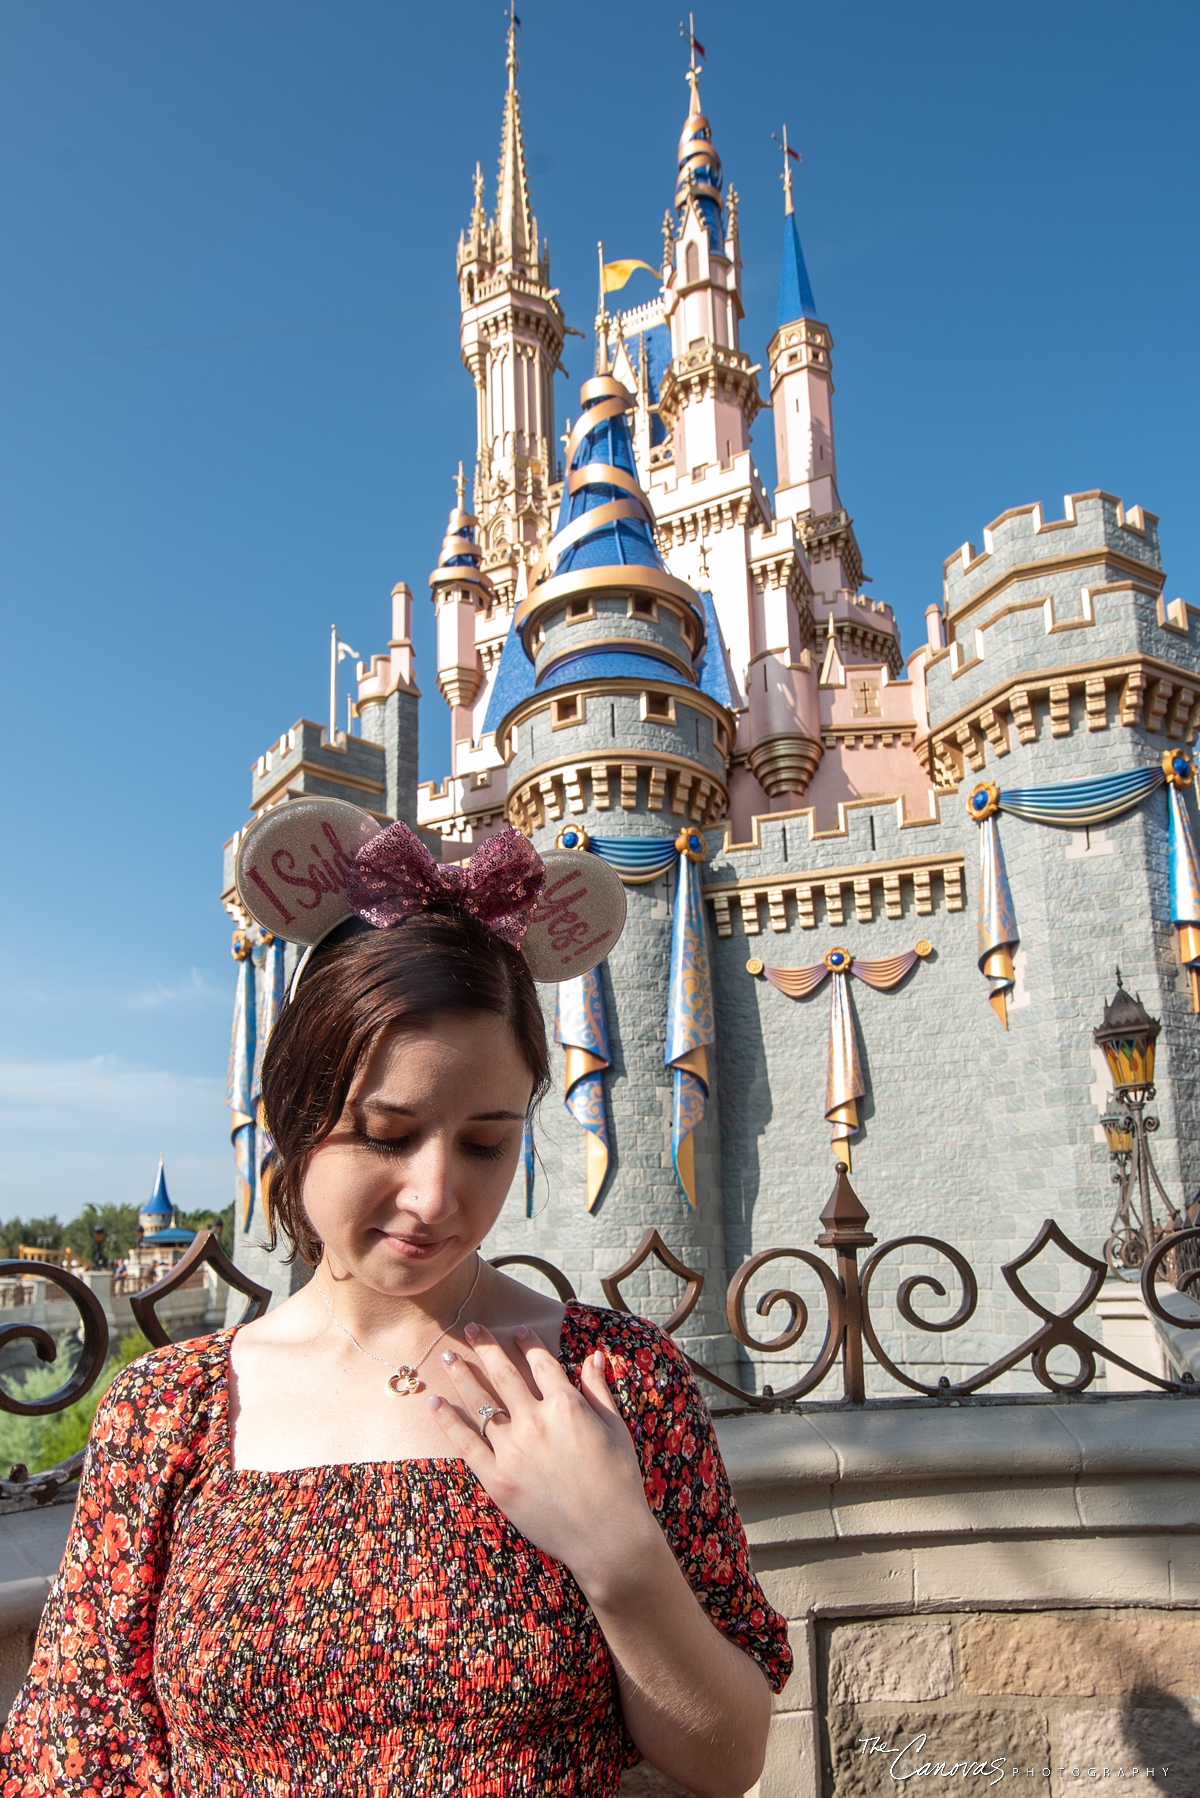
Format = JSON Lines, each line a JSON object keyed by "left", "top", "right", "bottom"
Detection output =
{"left": 251, "top": 932, "right": 285, "bottom": 1228}
{"left": 665, "top": 831, "right": 715, "bottom": 1207}
{"left": 555, "top": 967, "right": 612, "bottom": 1210}
{"left": 969, "top": 749, "right": 1200, "bottom": 1017}
{"left": 977, "top": 816, "right": 1019, "bottom": 1028}
{"left": 556, "top": 826, "right": 679, "bottom": 883}
{"left": 227, "top": 929, "right": 257, "bottom": 1232}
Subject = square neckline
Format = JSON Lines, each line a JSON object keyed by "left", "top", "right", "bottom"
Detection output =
{"left": 217, "top": 1299, "right": 587, "bottom": 1478}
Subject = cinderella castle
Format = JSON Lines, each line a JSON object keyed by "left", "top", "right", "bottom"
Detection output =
{"left": 221, "top": 26, "right": 1200, "bottom": 1385}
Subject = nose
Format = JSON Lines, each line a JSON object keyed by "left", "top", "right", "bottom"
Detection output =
{"left": 390, "top": 1135, "right": 460, "bottom": 1231}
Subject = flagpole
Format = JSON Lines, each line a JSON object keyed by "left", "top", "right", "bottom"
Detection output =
{"left": 329, "top": 622, "right": 337, "bottom": 741}
{"left": 596, "top": 240, "right": 608, "bottom": 375}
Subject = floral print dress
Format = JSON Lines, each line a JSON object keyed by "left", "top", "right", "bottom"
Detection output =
{"left": 1, "top": 1301, "right": 791, "bottom": 1797}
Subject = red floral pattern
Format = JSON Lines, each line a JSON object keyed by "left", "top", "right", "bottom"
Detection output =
{"left": 1, "top": 1302, "right": 790, "bottom": 1796}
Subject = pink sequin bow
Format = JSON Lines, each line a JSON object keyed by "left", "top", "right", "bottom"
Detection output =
{"left": 344, "top": 821, "right": 546, "bottom": 948}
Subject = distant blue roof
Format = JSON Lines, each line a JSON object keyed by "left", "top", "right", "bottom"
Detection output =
{"left": 537, "top": 650, "right": 692, "bottom": 692}
{"left": 777, "top": 208, "right": 817, "bottom": 326}
{"left": 142, "top": 1227, "right": 195, "bottom": 1246}
{"left": 482, "top": 609, "right": 536, "bottom": 736}
{"left": 143, "top": 1160, "right": 173, "bottom": 1218}
{"left": 694, "top": 590, "right": 736, "bottom": 708}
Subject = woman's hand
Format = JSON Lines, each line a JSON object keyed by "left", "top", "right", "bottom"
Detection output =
{"left": 431, "top": 1322, "right": 773, "bottom": 1798}
{"left": 428, "top": 1323, "right": 659, "bottom": 1597}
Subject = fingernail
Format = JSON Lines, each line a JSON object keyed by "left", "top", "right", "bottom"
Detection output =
{"left": 515, "top": 1324, "right": 530, "bottom": 1342}
{"left": 593, "top": 1350, "right": 605, "bottom": 1369}
{"left": 464, "top": 1321, "right": 481, "bottom": 1340}
{"left": 441, "top": 1350, "right": 458, "bottom": 1365}
{"left": 427, "top": 1395, "right": 442, "bottom": 1411}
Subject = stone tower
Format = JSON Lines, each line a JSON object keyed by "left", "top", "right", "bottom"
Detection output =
{"left": 484, "top": 373, "right": 738, "bottom": 1373}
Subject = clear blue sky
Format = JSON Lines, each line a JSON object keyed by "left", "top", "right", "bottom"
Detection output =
{"left": 1, "top": 0, "right": 1197, "bottom": 1222}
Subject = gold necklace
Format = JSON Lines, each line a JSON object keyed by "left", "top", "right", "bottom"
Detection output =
{"left": 315, "top": 1254, "right": 483, "bottom": 1395}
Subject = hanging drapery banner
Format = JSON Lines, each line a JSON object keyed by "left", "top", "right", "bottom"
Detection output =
{"left": 521, "top": 1115, "right": 536, "bottom": 1218}
{"left": 748, "top": 944, "right": 932, "bottom": 1169}
{"left": 978, "top": 815, "right": 1019, "bottom": 1028}
{"left": 968, "top": 749, "right": 1200, "bottom": 1017}
{"left": 227, "top": 929, "right": 257, "bottom": 1232}
{"left": 228, "top": 925, "right": 285, "bottom": 1232}
{"left": 665, "top": 830, "right": 715, "bottom": 1207}
{"left": 555, "top": 825, "right": 679, "bottom": 883}
{"left": 555, "top": 968, "right": 613, "bottom": 1210}
{"left": 251, "top": 932, "right": 285, "bottom": 1228}
{"left": 555, "top": 823, "right": 716, "bottom": 1207}
{"left": 1167, "top": 758, "right": 1200, "bottom": 1010}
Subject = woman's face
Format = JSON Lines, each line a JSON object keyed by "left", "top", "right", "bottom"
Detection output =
{"left": 301, "top": 1010, "right": 536, "bottom": 1293}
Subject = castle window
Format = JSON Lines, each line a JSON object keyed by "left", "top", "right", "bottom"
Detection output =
{"left": 685, "top": 242, "right": 700, "bottom": 284}
{"left": 552, "top": 694, "right": 583, "bottom": 729}
{"left": 640, "top": 690, "right": 676, "bottom": 725}
{"left": 627, "top": 595, "right": 658, "bottom": 620}
{"left": 566, "top": 598, "right": 594, "bottom": 623}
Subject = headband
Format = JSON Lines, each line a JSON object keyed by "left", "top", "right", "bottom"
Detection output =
{"left": 233, "top": 797, "right": 626, "bottom": 985}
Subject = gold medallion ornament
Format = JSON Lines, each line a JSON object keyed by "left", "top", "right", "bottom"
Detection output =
{"left": 315, "top": 1256, "right": 483, "bottom": 1396}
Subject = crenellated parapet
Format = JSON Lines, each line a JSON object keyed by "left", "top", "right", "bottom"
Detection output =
{"left": 921, "top": 491, "right": 1199, "bottom": 788}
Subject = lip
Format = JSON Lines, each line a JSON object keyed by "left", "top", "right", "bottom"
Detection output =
{"left": 374, "top": 1231, "right": 452, "bottom": 1261}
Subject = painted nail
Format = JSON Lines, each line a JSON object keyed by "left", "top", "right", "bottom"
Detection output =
{"left": 464, "top": 1321, "right": 481, "bottom": 1340}
{"left": 427, "top": 1394, "right": 442, "bottom": 1410}
{"left": 442, "top": 1350, "right": 458, "bottom": 1365}
{"left": 593, "top": 1350, "right": 605, "bottom": 1369}
{"left": 514, "top": 1324, "right": 530, "bottom": 1342}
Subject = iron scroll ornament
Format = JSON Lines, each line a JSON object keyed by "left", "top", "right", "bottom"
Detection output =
{"left": 0, "top": 1260, "right": 109, "bottom": 1418}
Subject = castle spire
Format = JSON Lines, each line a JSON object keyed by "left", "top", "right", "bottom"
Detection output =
{"left": 495, "top": 10, "right": 536, "bottom": 265}
{"left": 673, "top": 46, "right": 723, "bottom": 244}
{"left": 774, "top": 126, "right": 817, "bottom": 325}
{"left": 456, "top": 14, "right": 563, "bottom": 608}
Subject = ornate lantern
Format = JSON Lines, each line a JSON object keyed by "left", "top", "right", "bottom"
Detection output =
{"left": 1093, "top": 971, "right": 1160, "bottom": 1099}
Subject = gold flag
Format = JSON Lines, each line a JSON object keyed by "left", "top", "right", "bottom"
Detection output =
{"left": 601, "top": 258, "right": 658, "bottom": 295}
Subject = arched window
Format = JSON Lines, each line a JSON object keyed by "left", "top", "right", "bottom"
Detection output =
{"left": 685, "top": 242, "right": 700, "bottom": 285}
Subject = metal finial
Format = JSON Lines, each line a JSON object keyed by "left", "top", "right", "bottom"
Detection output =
{"left": 506, "top": 2, "right": 519, "bottom": 87}
{"left": 697, "top": 541, "right": 710, "bottom": 582}
{"left": 772, "top": 125, "right": 800, "bottom": 216}
{"left": 454, "top": 462, "right": 466, "bottom": 507}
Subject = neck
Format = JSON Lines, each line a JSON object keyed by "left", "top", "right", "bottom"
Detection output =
{"left": 313, "top": 1250, "right": 487, "bottom": 1351}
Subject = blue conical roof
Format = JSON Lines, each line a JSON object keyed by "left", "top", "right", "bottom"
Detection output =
{"left": 777, "top": 208, "right": 817, "bottom": 326}
{"left": 143, "top": 1158, "right": 173, "bottom": 1218}
{"left": 549, "top": 380, "right": 664, "bottom": 578}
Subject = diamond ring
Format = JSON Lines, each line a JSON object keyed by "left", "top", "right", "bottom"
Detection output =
{"left": 477, "top": 1402, "right": 507, "bottom": 1445}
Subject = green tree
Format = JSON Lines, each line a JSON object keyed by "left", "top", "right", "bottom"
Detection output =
{"left": 178, "top": 1202, "right": 233, "bottom": 1244}
{"left": 0, "top": 1327, "right": 156, "bottom": 1477}
{"left": 62, "top": 1204, "right": 140, "bottom": 1265}
{"left": 0, "top": 1216, "right": 65, "bottom": 1257}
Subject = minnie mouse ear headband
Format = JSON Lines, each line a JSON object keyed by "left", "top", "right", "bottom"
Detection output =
{"left": 233, "top": 797, "right": 627, "bottom": 985}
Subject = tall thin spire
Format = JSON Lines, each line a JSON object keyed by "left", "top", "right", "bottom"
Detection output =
{"left": 495, "top": 10, "right": 535, "bottom": 264}
{"left": 774, "top": 127, "right": 817, "bottom": 325}
{"left": 674, "top": 27, "right": 723, "bottom": 245}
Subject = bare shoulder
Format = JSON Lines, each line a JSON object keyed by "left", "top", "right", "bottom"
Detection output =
{"left": 485, "top": 1268, "right": 567, "bottom": 1350}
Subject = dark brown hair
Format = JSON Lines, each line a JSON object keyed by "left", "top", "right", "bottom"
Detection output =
{"left": 260, "top": 909, "right": 550, "bottom": 1265}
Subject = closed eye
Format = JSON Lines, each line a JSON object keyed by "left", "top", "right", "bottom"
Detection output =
{"left": 464, "top": 1141, "right": 507, "bottom": 1161}
{"left": 356, "top": 1131, "right": 413, "bottom": 1156}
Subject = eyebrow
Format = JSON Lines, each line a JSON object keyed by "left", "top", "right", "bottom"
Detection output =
{"left": 356, "top": 1101, "right": 526, "bottom": 1123}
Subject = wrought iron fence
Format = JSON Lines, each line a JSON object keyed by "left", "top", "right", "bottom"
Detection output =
{"left": 2, "top": 1166, "right": 1198, "bottom": 1512}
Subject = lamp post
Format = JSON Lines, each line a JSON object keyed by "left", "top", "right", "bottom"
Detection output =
{"left": 1094, "top": 970, "right": 1190, "bottom": 1276}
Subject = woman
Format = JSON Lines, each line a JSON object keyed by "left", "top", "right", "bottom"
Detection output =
{"left": 2, "top": 814, "right": 790, "bottom": 1798}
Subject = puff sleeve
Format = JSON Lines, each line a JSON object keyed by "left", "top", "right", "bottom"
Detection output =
{"left": 1, "top": 1341, "right": 221, "bottom": 1797}
{"left": 569, "top": 1306, "right": 793, "bottom": 1695}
